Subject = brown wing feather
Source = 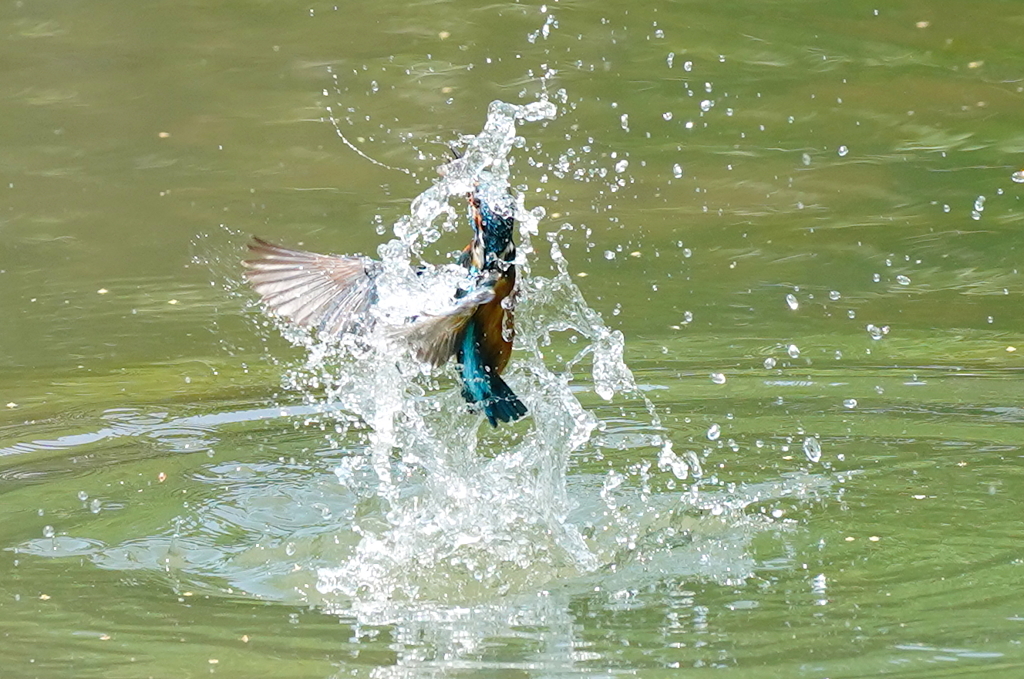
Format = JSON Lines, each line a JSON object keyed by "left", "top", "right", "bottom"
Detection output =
{"left": 395, "top": 285, "right": 496, "bottom": 368}
{"left": 243, "top": 237, "right": 380, "bottom": 337}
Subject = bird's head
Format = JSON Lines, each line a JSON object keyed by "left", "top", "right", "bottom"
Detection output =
{"left": 468, "top": 183, "right": 516, "bottom": 270}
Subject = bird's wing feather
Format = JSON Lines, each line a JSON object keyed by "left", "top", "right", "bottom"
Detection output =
{"left": 243, "top": 237, "right": 380, "bottom": 336}
{"left": 396, "top": 285, "right": 495, "bottom": 367}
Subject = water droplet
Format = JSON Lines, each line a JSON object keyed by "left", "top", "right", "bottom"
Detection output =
{"left": 847, "top": 309, "right": 856, "bottom": 319}
{"left": 802, "top": 153, "right": 812, "bottom": 166}
{"left": 89, "top": 499, "right": 102, "bottom": 514}
{"left": 970, "top": 195, "right": 985, "bottom": 221}
{"left": 602, "top": 470, "right": 625, "bottom": 495}
{"left": 657, "top": 441, "right": 690, "bottom": 480}
{"left": 710, "top": 372, "right": 727, "bottom": 385}
{"left": 42, "top": 525, "right": 55, "bottom": 538}
{"left": 707, "top": 423, "right": 721, "bottom": 441}
{"left": 786, "top": 293, "right": 799, "bottom": 310}
{"left": 838, "top": 145, "right": 849, "bottom": 156}
{"left": 700, "top": 99, "right": 713, "bottom": 112}
{"left": 614, "top": 159, "right": 629, "bottom": 173}
{"left": 662, "top": 111, "right": 673, "bottom": 121}
{"left": 787, "top": 344, "right": 800, "bottom": 358}
{"left": 682, "top": 311, "right": 693, "bottom": 323}
{"left": 829, "top": 290, "right": 841, "bottom": 301}
{"left": 896, "top": 275, "right": 911, "bottom": 285}
{"left": 1012, "top": 170, "right": 1024, "bottom": 183}
{"left": 683, "top": 60, "right": 693, "bottom": 72}
{"left": 77, "top": 491, "right": 88, "bottom": 502}
{"left": 619, "top": 113, "right": 629, "bottom": 132}
{"left": 866, "top": 324, "right": 884, "bottom": 340}
{"left": 872, "top": 273, "right": 881, "bottom": 282}
{"left": 604, "top": 250, "right": 616, "bottom": 260}
{"left": 764, "top": 357, "right": 777, "bottom": 369}
{"left": 803, "top": 436, "right": 822, "bottom": 462}
{"left": 672, "top": 163, "right": 684, "bottom": 178}
{"left": 843, "top": 398, "right": 857, "bottom": 409}
{"left": 285, "top": 542, "right": 297, "bottom": 557}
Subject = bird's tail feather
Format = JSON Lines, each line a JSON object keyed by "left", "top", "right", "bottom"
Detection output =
{"left": 461, "top": 371, "right": 528, "bottom": 427}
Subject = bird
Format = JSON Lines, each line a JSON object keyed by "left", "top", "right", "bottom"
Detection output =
{"left": 242, "top": 180, "right": 528, "bottom": 427}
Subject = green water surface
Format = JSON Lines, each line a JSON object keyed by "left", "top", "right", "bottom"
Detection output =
{"left": 2, "top": 0, "right": 1024, "bottom": 677}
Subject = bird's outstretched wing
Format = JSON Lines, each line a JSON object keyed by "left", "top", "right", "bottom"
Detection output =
{"left": 396, "top": 281, "right": 496, "bottom": 368}
{"left": 243, "top": 237, "right": 380, "bottom": 337}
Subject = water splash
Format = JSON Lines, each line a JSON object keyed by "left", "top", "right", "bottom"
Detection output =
{"left": 249, "top": 99, "right": 654, "bottom": 607}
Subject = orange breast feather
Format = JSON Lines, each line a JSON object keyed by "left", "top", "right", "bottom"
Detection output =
{"left": 472, "top": 268, "right": 516, "bottom": 375}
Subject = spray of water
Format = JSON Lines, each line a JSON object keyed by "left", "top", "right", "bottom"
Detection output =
{"left": 249, "top": 100, "right": 651, "bottom": 608}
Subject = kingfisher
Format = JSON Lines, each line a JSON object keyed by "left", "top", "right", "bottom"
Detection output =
{"left": 243, "top": 178, "right": 528, "bottom": 427}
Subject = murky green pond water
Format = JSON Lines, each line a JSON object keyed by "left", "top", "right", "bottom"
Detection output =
{"left": 3, "top": 0, "right": 1024, "bottom": 676}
